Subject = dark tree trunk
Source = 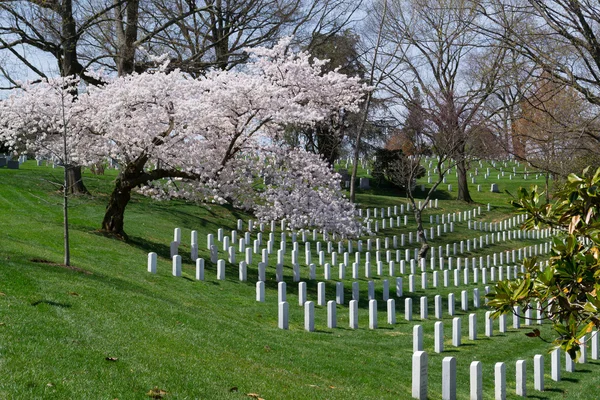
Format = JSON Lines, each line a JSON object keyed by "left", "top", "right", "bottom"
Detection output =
{"left": 61, "top": 0, "right": 88, "bottom": 196}
{"left": 101, "top": 152, "right": 157, "bottom": 238}
{"left": 61, "top": 0, "right": 77, "bottom": 76}
{"left": 66, "top": 165, "right": 89, "bottom": 194}
{"left": 456, "top": 156, "right": 473, "bottom": 203}
{"left": 101, "top": 174, "right": 132, "bottom": 239}
{"left": 210, "top": 2, "right": 231, "bottom": 70}
{"left": 115, "top": 0, "right": 140, "bottom": 76}
{"left": 316, "top": 123, "right": 342, "bottom": 167}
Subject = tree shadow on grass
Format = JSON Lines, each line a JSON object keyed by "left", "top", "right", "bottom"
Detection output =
{"left": 141, "top": 201, "right": 249, "bottom": 232}
{"left": 127, "top": 236, "right": 172, "bottom": 260}
{"left": 31, "top": 300, "right": 71, "bottom": 308}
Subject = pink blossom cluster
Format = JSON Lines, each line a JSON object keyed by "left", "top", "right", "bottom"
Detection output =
{"left": 0, "top": 38, "right": 367, "bottom": 236}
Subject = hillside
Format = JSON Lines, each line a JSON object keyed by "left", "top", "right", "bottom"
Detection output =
{"left": 0, "top": 161, "right": 598, "bottom": 399}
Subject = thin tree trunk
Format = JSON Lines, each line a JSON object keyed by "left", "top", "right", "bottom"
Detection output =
{"left": 349, "top": 1, "right": 387, "bottom": 203}
{"left": 62, "top": 106, "right": 71, "bottom": 266}
{"left": 414, "top": 207, "right": 429, "bottom": 260}
{"left": 349, "top": 112, "right": 366, "bottom": 203}
{"left": 63, "top": 165, "right": 71, "bottom": 266}
{"left": 545, "top": 172, "right": 550, "bottom": 204}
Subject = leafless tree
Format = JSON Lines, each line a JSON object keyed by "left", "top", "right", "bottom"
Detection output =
{"left": 383, "top": 93, "right": 467, "bottom": 259}
{"left": 76, "top": 0, "right": 362, "bottom": 76}
{"left": 481, "top": 0, "right": 600, "bottom": 108}
{"left": 477, "top": 0, "right": 600, "bottom": 177}
{"left": 380, "top": 0, "right": 505, "bottom": 203}
{"left": 348, "top": 0, "right": 401, "bottom": 203}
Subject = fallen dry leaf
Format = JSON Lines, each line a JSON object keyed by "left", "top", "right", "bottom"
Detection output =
{"left": 246, "top": 393, "right": 265, "bottom": 400}
{"left": 146, "top": 387, "right": 167, "bottom": 399}
{"left": 525, "top": 329, "right": 541, "bottom": 338}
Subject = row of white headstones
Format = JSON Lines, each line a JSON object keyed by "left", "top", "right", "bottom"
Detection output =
{"left": 148, "top": 222, "right": 553, "bottom": 288}
{"left": 160, "top": 204, "right": 538, "bottom": 274}
{"left": 146, "top": 202, "right": 550, "bottom": 295}
{"left": 145, "top": 203, "right": 562, "bottom": 397}
{"left": 146, "top": 213, "right": 554, "bottom": 331}
{"left": 411, "top": 330, "right": 600, "bottom": 400}
{"left": 269, "top": 273, "right": 552, "bottom": 329}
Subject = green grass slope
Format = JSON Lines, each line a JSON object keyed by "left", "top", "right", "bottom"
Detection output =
{"left": 0, "top": 161, "right": 598, "bottom": 399}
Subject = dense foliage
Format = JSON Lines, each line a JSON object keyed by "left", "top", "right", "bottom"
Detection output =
{"left": 487, "top": 167, "right": 600, "bottom": 359}
{"left": 371, "top": 148, "right": 425, "bottom": 190}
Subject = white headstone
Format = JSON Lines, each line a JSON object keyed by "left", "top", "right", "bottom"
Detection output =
{"left": 566, "top": 351, "right": 575, "bottom": 372}
{"left": 196, "top": 258, "right": 204, "bottom": 280}
{"left": 172, "top": 255, "right": 182, "bottom": 277}
{"left": 406, "top": 298, "right": 413, "bottom": 321}
{"left": 485, "top": 311, "right": 493, "bottom": 337}
{"left": 318, "top": 282, "right": 326, "bottom": 306}
{"left": 534, "top": 354, "right": 544, "bottom": 391}
{"left": 298, "top": 282, "right": 307, "bottom": 306}
{"left": 412, "top": 351, "right": 428, "bottom": 400}
{"left": 461, "top": 290, "right": 468, "bottom": 311}
{"left": 580, "top": 334, "right": 588, "bottom": 363}
{"left": 387, "top": 298, "right": 396, "bottom": 324}
{"left": 217, "top": 259, "right": 225, "bottom": 280}
{"left": 434, "top": 322, "right": 444, "bottom": 353}
{"left": 413, "top": 325, "right": 423, "bottom": 352}
{"left": 495, "top": 362, "right": 506, "bottom": 400}
{"left": 442, "top": 357, "right": 456, "bottom": 400}
{"left": 470, "top": 361, "right": 482, "bottom": 400}
{"left": 278, "top": 301, "right": 289, "bottom": 329}
{"left": 513, "top": 306, "right": 521, "bottom": 329}
{"left": 396, "top": 277, "right": 403, "bottom": 297}
{"left": 147, "top": 252, "right": 157, "bottom": 274}
{"left": 369, "top": 299, "right": 378, "bottom": 329}
{"left": 469, "top": 313, "right": 477, "bottom": 340}
{"left": 420, "top": 296, "right": 428, "bottom": 320}
{"left": 327, "top": 300, "right": 337, "bottom": 328}
{"left": 516, "top": 360, "right": 526, "bottom": 396}
{"left": 335, "top": 281, "right": 344, "bottom": 305}
{"left": 551, "top": 348, "right": 561, "bottom": 381}
{"left": 305, "top": 301, "right": 315, "bottom": 332}
{"left": 349, "top": 300, "right": 358, "bottom": 329}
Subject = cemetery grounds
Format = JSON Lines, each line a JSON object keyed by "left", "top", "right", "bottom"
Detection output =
{"left": 0, "top": 159, "right": 599, "bottom": 399}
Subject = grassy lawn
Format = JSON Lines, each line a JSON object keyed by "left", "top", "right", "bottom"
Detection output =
{"left": 0, "top": 160, "right": 597, "bottom": 399}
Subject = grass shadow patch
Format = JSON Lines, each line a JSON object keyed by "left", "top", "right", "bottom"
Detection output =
{"left": 31, "top": 299, "right": 72, "bottom": 308}
{"left": 30, "top": 258, "right": 92, "bottom": 274}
